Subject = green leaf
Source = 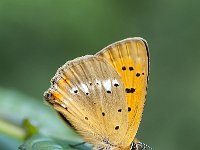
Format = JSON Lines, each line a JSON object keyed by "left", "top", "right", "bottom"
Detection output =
{"left": 0, "top": 134, "right": 22, "bottom": 150}
{"left": 22, "top": 119, "right": 39, "bottom": 139}
{"left": 0, "top": 88, "right": 80, "bottom": 139}
{"left": 19, "top": 135, "right": 91, "bottom": 150}
{"left": 0, "top": 88, "right": 83, "bottom": 149}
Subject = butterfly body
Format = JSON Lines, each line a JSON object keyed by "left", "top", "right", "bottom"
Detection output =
{"left": 44, "top": 37, "right": 149, "bottom": 150}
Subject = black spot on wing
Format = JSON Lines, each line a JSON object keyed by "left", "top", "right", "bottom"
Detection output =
{"left": 128, "top": 107, "right": 131, "bottom": 112}
{"left": 74, "top": 90, "right": 78, "bottom": 93}
{"left": 118, "top": 109, "right": 122, "bottom": 112}
{"left": 125, "top": 88, "right": 135, "bottom": 93}
{"left": 129, "top": 67, "right": 134, "bottom": 71}
{"left": 136, "top": 73, "right": 140, "bottom": 77}
{"left": 122, "top": 66, "right": 126, "bottom": 70}
{"left": 106, "top": 90, "right": 111, "bottom": 94}
{"left": 114, "top": 83, "right": 119, "bottom": 87}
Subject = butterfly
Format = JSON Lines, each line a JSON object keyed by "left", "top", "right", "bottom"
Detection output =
{"left": 44, "top": 37, "right": 151, "bottom": 150}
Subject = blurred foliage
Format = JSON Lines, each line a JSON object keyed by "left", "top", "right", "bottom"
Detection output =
{"left": 0, "top": 88, "right": 82, "bottom": 149}
{"left": 0, "top": 0, "right": 200, "bottom": 150}
{"left": 22, "top": 119, "right": 39, "bottom": 139}
{"left": 19, "top": 135, "right": 91, "bottom": 150}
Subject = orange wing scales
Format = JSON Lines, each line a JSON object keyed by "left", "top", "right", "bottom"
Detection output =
{"left": 96, "top": 37, "right": 149, "bottom": 147}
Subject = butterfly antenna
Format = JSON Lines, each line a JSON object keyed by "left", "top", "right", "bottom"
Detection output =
{"left": 139, "top": 142, "right": 153, "bottom": 150}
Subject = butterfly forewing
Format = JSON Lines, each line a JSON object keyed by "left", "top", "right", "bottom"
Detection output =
{"left": 44, "top": 56, "right": 129, "bottom": 147}
{"left": 96, "top": 38, "right": 149, "bottom": 147}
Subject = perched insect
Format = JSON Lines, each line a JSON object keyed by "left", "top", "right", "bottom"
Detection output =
{"left": 44, "top": 37, "right": 151, "bottom": 150}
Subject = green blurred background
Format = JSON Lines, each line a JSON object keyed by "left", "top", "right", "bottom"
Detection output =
{"left": 0, "top": 0, "right": 200, "bottom": 150}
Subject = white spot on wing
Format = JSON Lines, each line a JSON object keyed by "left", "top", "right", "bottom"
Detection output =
{"left": 80, "top": 83, "right": 89, "bottom": 94}
{"left": 103, "top": 79, "right": 111, "bottom": 91}
{"left": 112, "top": 79, "right": 119, "bottom": 85}
{"left": 96, "top": 79, "right": 101, "bottom": 85}
{"left": 55, "top": 100, "right": 59, "bottom": 103}
{"left": 70, "top": 87, "right": 78, "bottom": 94}
{"left": 61, "top": 103, "right": 67, "bottom": 108}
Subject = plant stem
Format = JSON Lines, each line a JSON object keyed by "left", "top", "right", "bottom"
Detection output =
{"left": 0, "top": 119, "right": 26, "bottom": 140}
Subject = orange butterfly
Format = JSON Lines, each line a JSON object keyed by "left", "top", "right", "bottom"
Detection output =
{"left": 44, "top": 37, "right": 151, "bottom": 150}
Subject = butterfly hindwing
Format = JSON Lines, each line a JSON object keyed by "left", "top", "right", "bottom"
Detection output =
{"left": 44, "top": 55, "right": 129, "bottom": 148}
